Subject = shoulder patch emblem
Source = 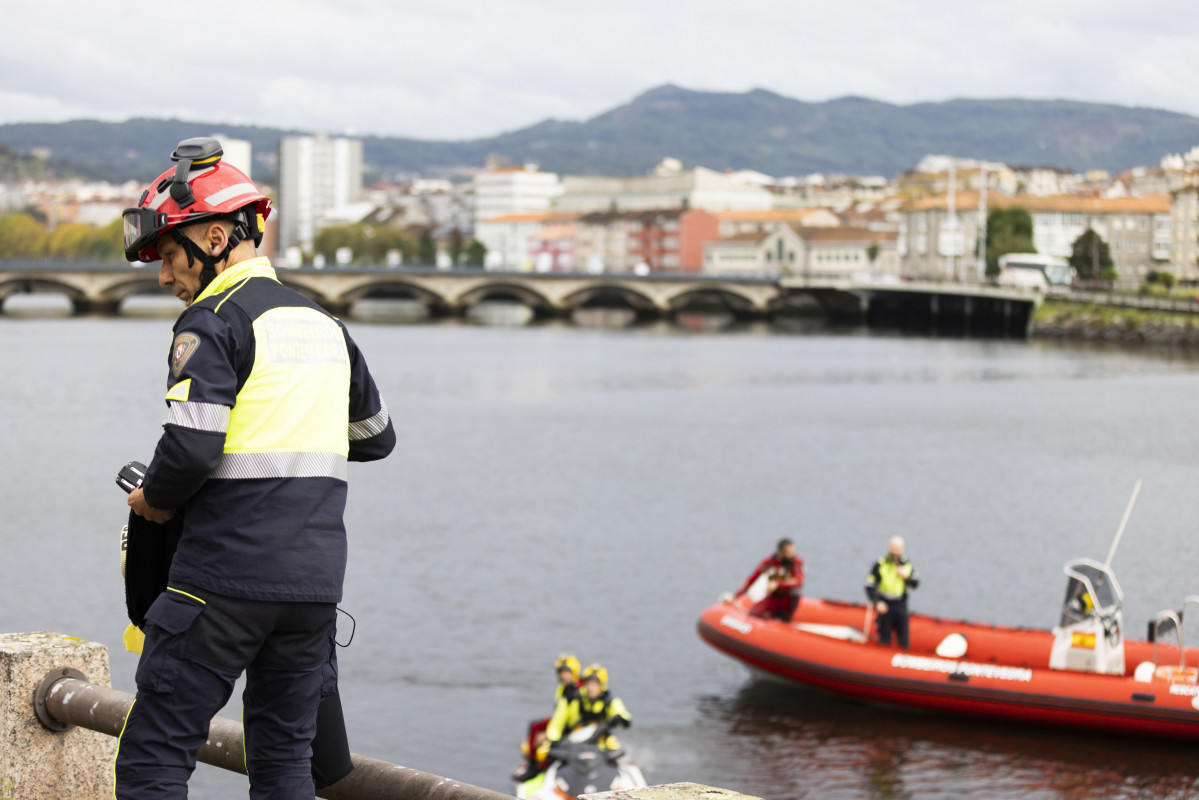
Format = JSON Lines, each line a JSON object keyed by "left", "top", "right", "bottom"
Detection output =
{"left": 171, "top": 333, "right": 201, "bottom": 378}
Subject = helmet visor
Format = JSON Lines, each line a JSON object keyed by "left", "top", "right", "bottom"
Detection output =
{"left": 122, "top": 207, "right": 169, "bottom": 262}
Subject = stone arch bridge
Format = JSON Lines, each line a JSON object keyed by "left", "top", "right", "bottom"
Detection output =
{"left": 0, "top": 263, "right": 1041, "bottom": 333}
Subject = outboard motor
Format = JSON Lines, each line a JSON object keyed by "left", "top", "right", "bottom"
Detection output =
{"left": 1049, "top": 558, "right": 1125, "bottom": 675}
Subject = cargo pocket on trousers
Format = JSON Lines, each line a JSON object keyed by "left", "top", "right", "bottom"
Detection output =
{"left": 135, "top": 591, "right": 205, "bottom": 694}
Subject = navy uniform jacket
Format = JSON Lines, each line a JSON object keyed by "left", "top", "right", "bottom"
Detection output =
{"left": 140, "top": 257, "right": 395, "bottom": 603}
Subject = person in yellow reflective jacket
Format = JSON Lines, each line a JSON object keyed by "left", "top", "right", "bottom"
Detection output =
{"left": 515, "top": 654, "right": 584, "bottom": 783}
{"left": 553, "top": 653, "right": 582, "bottom": 705}
{"left": 545, "top": 664, "right": 631, "bottom": 753}
{"left": 865, "top": 536, "right": 919, "bottom": 650}
{"left": 116, "top": 138, "right": 395, "bottom": 800}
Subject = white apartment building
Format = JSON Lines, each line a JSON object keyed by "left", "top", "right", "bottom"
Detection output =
{"left": 1170, "top": 174, "right": 1199, "bottom": 280}
{"left": 473, "top": 165, "right": 562, "bottom": 224}
{"left": 704, "top": 226, "right": 900, "bottom": 279}
{"left": 277, "top": 134, "right": 364, "bottom": 258}
{"left": 713, "top": 209, "right": 842, "bottom": 239}
{"left": 902, "top": 192, "right": 1172, "bottom": 283}
{"left": 210, "top": 134, "right": 252, "bottom": 178}
{"left": 475, "top": 212, "right": 576, "bottom": 271}
{"left": 554, "top": 165, "right": 774, "bottom": 214}
{"left": 703, "top": 226, "right": 806, "bottom": 277}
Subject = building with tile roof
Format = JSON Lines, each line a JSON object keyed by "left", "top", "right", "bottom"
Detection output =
{"left": 902, "top": 192, "right": 1172, "bottom": 282}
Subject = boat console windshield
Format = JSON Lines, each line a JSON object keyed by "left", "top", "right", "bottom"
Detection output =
{"left": 1050, "top": 559, "right": 1125, "bottom": 675}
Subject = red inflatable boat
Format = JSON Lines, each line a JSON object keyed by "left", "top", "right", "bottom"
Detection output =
{"left": 698, "top": 558, "right": 1199, "bottom": 740}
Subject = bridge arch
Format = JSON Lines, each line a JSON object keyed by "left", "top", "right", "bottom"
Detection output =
{"left": 336, "top": 279, "right": 453, "bottom": 316}
{"left": 667, "top": 286, "right": 765, "bottom": 318}
{"left": 457, "top": 282, "right": 555, "bottom": 316}
{"left": 97, "top": 276, "right": 169, "bottom": 308}
{"left": 0, "top": 276, "right": 87, "bottom": 311}
{"left": 560, "top": 284, "right": 660, "bottom": 315}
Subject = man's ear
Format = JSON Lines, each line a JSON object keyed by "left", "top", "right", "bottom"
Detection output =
{"left": 205, "top": 221, "right": 229, "bottom": 256}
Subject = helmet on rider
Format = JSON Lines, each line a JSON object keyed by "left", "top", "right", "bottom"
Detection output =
{"left": 122, "top": 137, "right": 272, "bottom": 290}
{"left": 554, "top": 653, "right": 581, "bottom": 682}
{"left": 581, "top": 663, "right": 608, "bottom": 692}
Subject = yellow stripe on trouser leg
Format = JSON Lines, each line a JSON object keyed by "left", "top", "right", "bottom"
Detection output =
{"left": 112, "top": 698, "right": 137, "bottom": 799}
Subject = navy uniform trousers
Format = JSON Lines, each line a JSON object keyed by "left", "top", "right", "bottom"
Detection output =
{"left": 876, "top": 596, "right": 911, "bottom": 650}
{"left": 115, "top": 587, "right": 336, "bottom": 800}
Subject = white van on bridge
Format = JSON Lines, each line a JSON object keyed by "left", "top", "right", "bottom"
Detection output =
{"left": 997, "top": 253, "right": 1074, "bottom": 291}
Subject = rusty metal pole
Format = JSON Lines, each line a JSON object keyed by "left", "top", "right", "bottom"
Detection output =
{"left": 39, "top": 674, "right": 513, "bottom": 800}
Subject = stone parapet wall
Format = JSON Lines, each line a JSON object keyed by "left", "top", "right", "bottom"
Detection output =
{"left": 0, "top": 632, "right": 115, "bottom": 800}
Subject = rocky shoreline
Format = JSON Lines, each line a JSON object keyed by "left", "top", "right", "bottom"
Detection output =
{"left": 1029, "top": 302, "right": 1199, "bottom": 346}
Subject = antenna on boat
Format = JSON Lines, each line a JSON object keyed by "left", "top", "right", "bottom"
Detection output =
{"left": 1104, "top": 479, "right": 1142, "bottom": 569}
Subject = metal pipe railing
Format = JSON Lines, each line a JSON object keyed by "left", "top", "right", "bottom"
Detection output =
{"left": 38, "top": 672, "right": 513, "bottom": 800}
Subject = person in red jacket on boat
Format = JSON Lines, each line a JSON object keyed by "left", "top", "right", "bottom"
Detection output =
{"left": 865, "top": 536, "right": 919, "bottom": 649}
{"left": 735, "top": 538, "right": 805, "bottom": 621}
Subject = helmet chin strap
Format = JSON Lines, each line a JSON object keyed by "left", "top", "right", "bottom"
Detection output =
{"left": 170, "top": 214, "right": 251, "bottom": 292}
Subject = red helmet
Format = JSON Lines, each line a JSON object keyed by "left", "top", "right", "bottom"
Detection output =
{"left": 122, "top": 137, "right": 272, "bottom": 263}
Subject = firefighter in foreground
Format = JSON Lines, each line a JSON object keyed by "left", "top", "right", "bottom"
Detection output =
{"left": 116, "top": 137, "right": 395, "bottom": 799}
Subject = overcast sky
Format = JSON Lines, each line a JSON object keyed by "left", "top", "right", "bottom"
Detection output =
{"left": 3, "top": 0, "right": 1198, "bottom": 141}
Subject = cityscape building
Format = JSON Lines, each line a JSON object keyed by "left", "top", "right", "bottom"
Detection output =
{"left": 902, "top": 192, "right": 1172, "bottom": 283}
{"left": 209, "top": 134, "right": 252, "bottom": 178}
{"left": 277, "top": 134, "right": 364, "bottom": 259}
{"left": 703, "top": 226, "right": 899, "bottom": 278}
{"left": 1170, "top": 173, "right": 1199, "bottom": 280}
{"left": 473, "top": 164, "right": 562, "bottom": 223}
{"left": 475, "top": 212, "right": 576, "bottom": 271}
{"left": 554, "top": 164, "right": 773, "bottom": 215}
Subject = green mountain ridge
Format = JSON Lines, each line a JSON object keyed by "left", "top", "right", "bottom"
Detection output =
{"left": 1, "top": 85, "right": 1196, "bottom": 183}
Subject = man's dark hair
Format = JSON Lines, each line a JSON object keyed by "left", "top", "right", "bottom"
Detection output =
{"left": 777, "top": 538, "right": 793, "bottom": 551}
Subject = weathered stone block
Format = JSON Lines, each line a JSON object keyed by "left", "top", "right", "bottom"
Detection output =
{"left": 582, "top": 782, "right": 764, "bottom": 800}
{"left": 0, "top": 632, "right": 116, "bottom": 800}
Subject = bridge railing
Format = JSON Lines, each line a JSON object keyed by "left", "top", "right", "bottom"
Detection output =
{"left": 3, "top": 632, "right": 512, "bottom": 800}
{"left": 4, "top": 632, "right": 755, "bottom": 800}
{"left": 1047, "top": 287, "right": 1199, "bottom": 315}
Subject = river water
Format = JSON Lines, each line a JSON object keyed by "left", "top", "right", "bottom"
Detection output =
{"left": 3, "top": 299, "right": 1199, "bottom": 799}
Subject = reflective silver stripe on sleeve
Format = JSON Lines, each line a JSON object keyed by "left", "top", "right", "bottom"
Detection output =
{"left": 163, "top": 401, "right": 231, "bottom": 433}
{"left": 209, "top": 452, "right": 348, "bottom": 481}
{"left": 349, "top": 399, "right": 390, "bottom": 441}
